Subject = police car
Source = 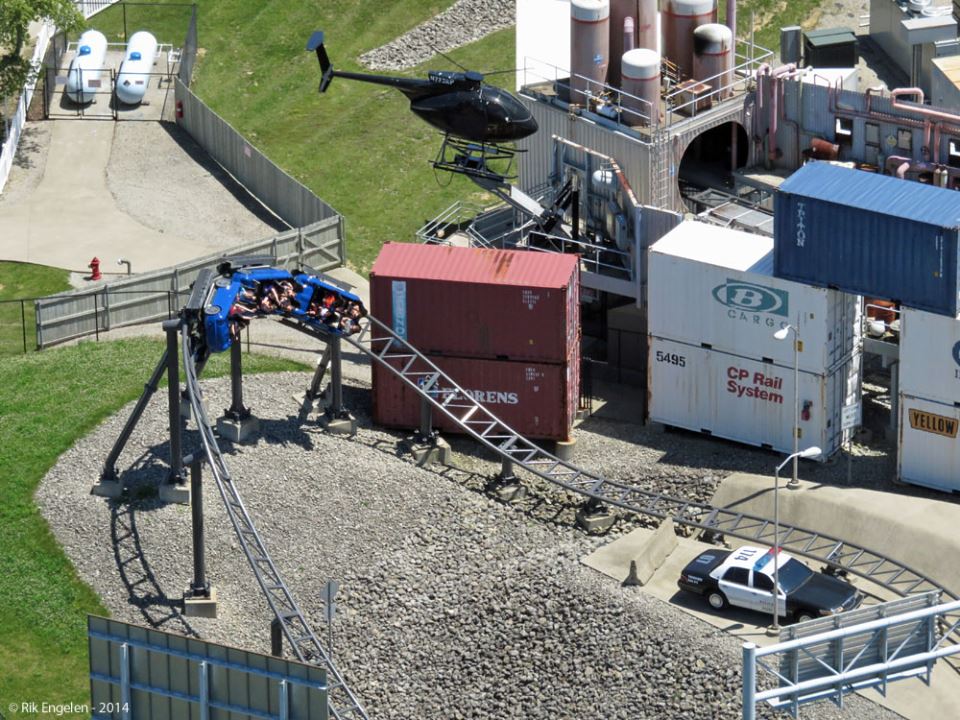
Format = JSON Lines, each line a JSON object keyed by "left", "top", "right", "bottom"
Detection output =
{"left": 677, "top": 545, "right": 862, "bottom": 623}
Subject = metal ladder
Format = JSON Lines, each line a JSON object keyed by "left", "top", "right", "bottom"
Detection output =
{"left": 648, "top": 129, "right": 674, "bottom": 209}
{"left": 181, "top": 331, "right": 368, "bottom": 720}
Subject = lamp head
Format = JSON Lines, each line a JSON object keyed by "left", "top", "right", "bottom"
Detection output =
{"left": 773, "top": 326, "right": 791, "bottom": 340}
{"left": 799, "top": 446, "right": 822, "bottom": 460}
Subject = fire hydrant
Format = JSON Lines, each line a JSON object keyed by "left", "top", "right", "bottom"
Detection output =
{"left": 88, "top": 257, "right": 102, "bottom": 281}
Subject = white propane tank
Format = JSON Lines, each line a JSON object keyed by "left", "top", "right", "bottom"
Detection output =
{"left": 661, "top": 0, "right": 716, "bottom": 80}
{"left": 65, "top": 30, "right": 108, "bottom": 104}
{"left": 570, "top": 0, "right": 610, "bottom": 104}
{"left": 621, "top": 48, "right": 661, "bottom": 126}
{"left": 692, "top": 23, "right": 733, "bottom": 98}
{"left": 116, "top": 31, "right": 158, "bottom": 105}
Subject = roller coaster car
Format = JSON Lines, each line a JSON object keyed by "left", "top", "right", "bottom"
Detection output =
{"left": 201, "top": 265, "right": 366, "bottom": 354}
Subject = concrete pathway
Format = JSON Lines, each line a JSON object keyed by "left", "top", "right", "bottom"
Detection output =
{"left": 0, "top": 121, "right": 261, "bottom": 273}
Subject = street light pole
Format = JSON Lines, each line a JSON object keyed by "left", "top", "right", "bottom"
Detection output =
{"left": 774, "top": 319, "right": 802, "bottom": 488}
{"left": 770, "top": 446, "right": 822, "bottom": 635}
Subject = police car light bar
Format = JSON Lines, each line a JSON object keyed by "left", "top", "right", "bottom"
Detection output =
{"left": 754, "top": 547, "right": 779, "bottom": 571}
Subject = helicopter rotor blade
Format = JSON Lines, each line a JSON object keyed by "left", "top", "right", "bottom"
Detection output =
{"left": 428, "top": 44, "right": 469, "bottom": 72}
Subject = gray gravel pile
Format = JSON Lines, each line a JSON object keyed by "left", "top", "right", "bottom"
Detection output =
{"left": 359, "top": 0, "right": 515, "bottom": 71}
{"left": 38, "top": 372, "right": 900, "bottom": 719}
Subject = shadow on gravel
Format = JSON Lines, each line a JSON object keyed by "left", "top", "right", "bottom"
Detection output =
{"left": 110, "top": 500, "right": 200, "bottom": 637}
{"left": 159, "top": 122, "right": 290, "bottom": 234}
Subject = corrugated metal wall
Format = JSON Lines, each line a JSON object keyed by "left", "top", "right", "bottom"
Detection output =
{"left": 175, "top": 80, "right": 338, "bottom": 229}
{"left": 517, "top": 96, "right": 656, "bottom": 204}
{"left": 35, "top": 218, "right": 344, "bottom": 347}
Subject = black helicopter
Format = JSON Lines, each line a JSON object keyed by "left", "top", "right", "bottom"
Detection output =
{"left": 307, "top": 31, "right": 538, "bottom": 180}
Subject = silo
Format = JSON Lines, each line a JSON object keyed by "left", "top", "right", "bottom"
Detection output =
{"left": 623, "top": 16, "right": 636, "bottom": 54}
{"left": 661, "top": 0, "right": 716, "bottom": 80}
{"left": 692, "top": 23, "right": 733, "bottom": 98}
{"left": 621, "top": 48, "right": 661, "bottom": 126}
{"left": 570, "top": 0, "right": 610, "bottom": 104}
{"left": 609, "top": 0, "right": 635, "bottom": 87}
{"left": 637, "top": 0, "right": 659, "bottom": 52}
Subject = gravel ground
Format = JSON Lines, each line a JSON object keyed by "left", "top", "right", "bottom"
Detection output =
{"left": 104, "top": 122, "right": 287, "bottom": 248}
{"left": 360, "top": 0, "right": 515, "bottom": 71}
{"left": 38, "top": 371, "right": 903, "bottom": 719}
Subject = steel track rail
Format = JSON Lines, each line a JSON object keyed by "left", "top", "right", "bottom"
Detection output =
{"left": 181, "top": 330, "right": 368, "bottom": 720}
{"left": 289, "top": 314, "right": 960, "bottom": 653}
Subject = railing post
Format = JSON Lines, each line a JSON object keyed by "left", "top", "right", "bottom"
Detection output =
{"left": 21, "top": 299, "right": 27, "bottom": 353}
{"left": 742, "top": 642, "right": 757, "bottom": 720}
{"left": 93, "top": 290, "right": 100, "bottom": 341}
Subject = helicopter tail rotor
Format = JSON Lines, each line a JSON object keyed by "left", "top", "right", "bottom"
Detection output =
{"left": 306, "top": 30, "right": 334, "bottom": 93}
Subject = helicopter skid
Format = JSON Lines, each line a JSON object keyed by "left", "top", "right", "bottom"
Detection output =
{"left": 433, "top": 137, "right": 523, "bottom": 184}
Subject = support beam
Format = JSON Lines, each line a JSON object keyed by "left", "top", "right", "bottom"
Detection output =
{"left": 165, "top": 320, "right": 185, "bottom": 484}
{"left": 94, "top": 348, "right": 169, "bottom": 497}
{"left": 217, "top": 340, "right": 259, "bottom": 443}
{"left": 319, "top": 337, "right": 356, "bottom": 435}
{"left": 184, "top": 459, "right": 218, "bottom": 618}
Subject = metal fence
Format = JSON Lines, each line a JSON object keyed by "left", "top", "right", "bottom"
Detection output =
{"left": 175, "top": 80, "right": 337, "bottom": 230}
{"left": 34, "top": 218, "right": 344, "bottom": 348}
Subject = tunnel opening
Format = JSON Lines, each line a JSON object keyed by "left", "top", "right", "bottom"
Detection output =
{"left": 678, "top": 121, "right": 749, "bottom": 195}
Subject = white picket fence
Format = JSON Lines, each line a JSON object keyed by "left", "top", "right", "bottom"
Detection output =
{"left": 0, "top": 22, "right": 55, "bottom": 194}
{"left": 74, "top": 0, "right": 123, "bottom": 20}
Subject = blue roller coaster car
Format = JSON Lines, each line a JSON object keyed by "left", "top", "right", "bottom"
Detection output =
{"left": 202, "top": 266, "right": 365, "bottom": 354}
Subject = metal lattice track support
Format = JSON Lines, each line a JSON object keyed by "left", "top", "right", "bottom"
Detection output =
{"left": 181, "top": 331, "right": 368, "bottom": 720}
{"left": 326, "top": 315, "right": 960, "bottom": 629}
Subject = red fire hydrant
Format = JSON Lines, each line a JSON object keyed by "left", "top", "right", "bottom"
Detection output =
{"left": 88, "top": 257, "right": 102, "bottom": 281}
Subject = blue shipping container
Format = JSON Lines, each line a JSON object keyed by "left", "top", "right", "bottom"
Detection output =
{"left": 774, "top": 162, "right": 960, "bottom": 317}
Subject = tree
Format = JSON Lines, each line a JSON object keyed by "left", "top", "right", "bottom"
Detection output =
{"left": 0, "top": 0, "right": 83, "bottom": 104}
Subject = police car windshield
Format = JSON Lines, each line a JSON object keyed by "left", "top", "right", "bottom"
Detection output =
{"left": 777, "top": 559, "right": 814, "bottom": 593}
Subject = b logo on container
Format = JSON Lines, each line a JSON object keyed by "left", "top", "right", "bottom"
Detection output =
{"left": 712, "top": 280, "right": 789, "bottom": 318}
{"left": 953, "top": 340, "right": 960, "bottom": 368}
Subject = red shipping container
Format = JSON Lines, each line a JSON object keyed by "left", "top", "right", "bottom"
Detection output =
{"left": 373, "top": 354, "right": 579, "bottom": 441}
{"left": 370, "top": 243, "right": 580, "bottom": 364}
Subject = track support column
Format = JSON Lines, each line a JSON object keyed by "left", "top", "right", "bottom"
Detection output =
{"left": 216, "top": 339, "right": 259, "bottom": 443}
{"left": 183, "top": 459, "right": 218, "bottom": 618}
{"left": 405, "top": 383, "right": 450, "bottom": 467}
{"left": 487, "top": 457, "right": 526, "bottom": 502}
{"left": 576, "top": 497, "right": 618, "bottom": 533}
{"left": 319, "top": 337, "right": 357, "bottom": 435}
{"left": 159, "top": 320, "right": 190, "bottom": 505}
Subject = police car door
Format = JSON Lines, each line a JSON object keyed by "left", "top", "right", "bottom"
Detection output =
{"left": 717, "top": 567, "right": 755, "bottom": 610}
{"left": 750, "top": 571, "right": 779, "bottom": 615}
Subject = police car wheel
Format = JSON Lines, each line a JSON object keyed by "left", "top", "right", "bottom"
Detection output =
{"left": 795, "top": 610, "right": 815, "bottom": 624}
{"left": 706, "top": 590, "right": 728, "bottom": 611}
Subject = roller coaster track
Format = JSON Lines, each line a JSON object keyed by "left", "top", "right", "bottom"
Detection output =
{"left": 172, "top": 274, "right": 959, "bottom": 717}
{"left": 180, "top": 329, "right": 369, "bottom": 720}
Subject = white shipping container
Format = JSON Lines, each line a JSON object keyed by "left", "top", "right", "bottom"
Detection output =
{"left": 648, "top": 336, "right": 860, "bottom": 459}
{"left": 649, "top": 221, "right": 860, "bottom": 374}
{"left": 898, "top": 394, "right": 960, "bottom": 492}
{"left": 900, "top": 306, "right": 960, "bottom": 405}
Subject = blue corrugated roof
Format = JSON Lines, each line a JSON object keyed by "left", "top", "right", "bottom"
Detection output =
{"left": 778, "top": 162, "right": 960, "bottom": 229}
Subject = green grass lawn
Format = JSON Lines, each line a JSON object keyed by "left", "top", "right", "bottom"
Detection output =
{"left": 0, "top": 338, "right": 306, "bottom": 718}
{"left": 0, "top": 261, "right": 70, "bottom": 357}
